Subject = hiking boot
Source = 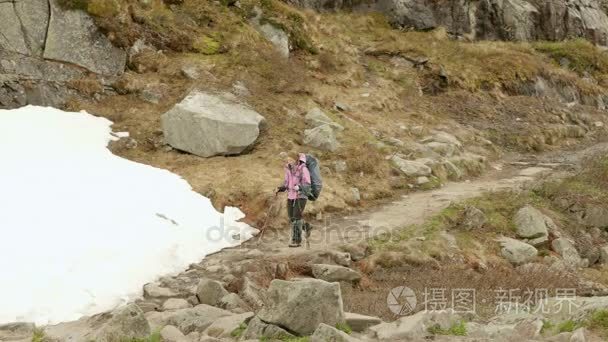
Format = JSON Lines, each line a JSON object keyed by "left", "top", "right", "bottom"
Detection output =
{"left": 288, "top": 242, "right": 301, "bottom": 247}
{"left": 304, "top": 222, "right": 313, "bottom": 238}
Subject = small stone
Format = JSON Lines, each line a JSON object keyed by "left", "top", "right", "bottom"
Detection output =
{"left": 350, "top": 187, "right": 361, "bottom": 203}
{"left": 334, "top": 102, "right": 349, "bottom": 111}
{"left": 416, "top": 176, "right": 429, "bottom": 185}
{"left": 333, "top": 160, "right": 348, "bottom": 173}
{"left": 312, "top": 264, "right": 362, "bottom": 282}
{"left": 180, "top": 65, "right": 200, "bottom": 79}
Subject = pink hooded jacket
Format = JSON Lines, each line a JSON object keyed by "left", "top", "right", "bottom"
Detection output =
{"left": 283, "top": 153, "right": 311, "bottom": 200}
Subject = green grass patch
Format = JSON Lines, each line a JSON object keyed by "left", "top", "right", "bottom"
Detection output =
{"left": 534, "top": 39, "right": 608, "bottom": 76}
{"left": 587, "top": 309, "right": 608, "bottom": 337}
{"left": 541, "top": 319, "right": 555, "bottom": 334}
{"left": 231, "top": 323, "right": 247, "bottom": 338}
{"left": 335, "top": 322, "right": 352, "bottom": 334}
{"left": 428, "top": 321, "right": 467, "bottom": 336}
{"left": 558, "top": 319, "right": 580, "bottom": 333}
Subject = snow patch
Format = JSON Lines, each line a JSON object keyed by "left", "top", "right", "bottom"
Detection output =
{"left": 0, "top": 106, "right": 257, "bottom": 325}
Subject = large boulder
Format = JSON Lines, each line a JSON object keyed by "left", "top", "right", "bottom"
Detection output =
{"left": 240, "top": 276, "right": 267, "bottom": 310}
{"left": 499, "top": 237, "right": 538, "bottom": 265}
{"left": 196, "top": 278, "right": 229, "bottom": 307}
{"left": 44, "top": 0, "right": 126, "bottom": 75}
{"left": 46, "top": 304, "right": 150, "bottom": 342}
{"left": 258, "top": 278, "right": 346, "bottom": 335}
{"left": 513, "top": 206, "right": 551, "bottom": 244}
{"left": 312, "top": 264, "right": 362, "bottom": 282}
{"left": 161, "top": 91, "right": 266, "bottom": 157}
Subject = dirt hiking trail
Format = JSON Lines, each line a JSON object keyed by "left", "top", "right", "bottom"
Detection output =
{"left": 197, "top": 143, "right": 608, "bottom": 267}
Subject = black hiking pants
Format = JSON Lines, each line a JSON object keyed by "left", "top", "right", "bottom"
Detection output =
{"left": 287, "top": 198, "right": 307, "bottom": 243}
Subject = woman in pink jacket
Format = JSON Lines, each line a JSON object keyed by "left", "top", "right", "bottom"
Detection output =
{"left": 277, "top": 152, "right": 312, "bottom": 247}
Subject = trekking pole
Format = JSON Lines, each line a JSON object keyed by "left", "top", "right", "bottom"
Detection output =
{"left": 257, "top": 191, "right": 279, "bottom": 241}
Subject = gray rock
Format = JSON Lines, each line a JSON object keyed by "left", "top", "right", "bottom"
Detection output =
{"left": 599, "top": 245, "right": 608, "bottom": 264}
{"left": 332, "top": 0, "right": 608, "bottom": 46}
{"left": 311, "top": 323, "right": 361, "bottom": 342}
{"left": 46, "top": 304, "right": 150, "bottom": 342}
{"left": 552, "top": 238, "right": 583, "bottom": 268}
{"left": 340, "top": 242, "right": 369, "bottom": 261}
{"left": 514, "top": 206, "right": 550, "bottom": 242}
{"left": 202, "top": 312, "right": 254, "bottom": 338}
{"left": 44, "top": 0, "right": 126, "bottom": 75}
{"left": 416, "top": 176, "right": 430, "bottom": 185}
{"left": 391, "top": 156, "right": 432, "bottom": 177}
{"left": 161, "top": 91, "right": 266, "bottom": 157}
{"left": 218, "top": 293, "right": 250, "bottom": 313}
{"left": 305, "top": 107, "right": 344, "bottom": 131}
{"left": 180, "top": 65, "right": 200, "bottom": 80}
{"left": 240, "top": 276, "right": 267, "bottom": 310}
{"left": 232, "top": 80, "right": 251, "bottom": 97}
{"left": 162, "top": 298, "right": 192, "bottom": 311}
{"left": 583, "top": 205, "right": 608, "bottom": 227}
{"left": 91, "top": 304, "right": 151, "bottom": 342}
{"left": 196, "top": 278, "right": 230, "bottom": 307}
{"left": 421, "top": 131, "right": 462, "bottom": 148}
{"left": 0, "top": 3, "right": 31, "bottom": 55}
{"left": 258, "top": 278, "right": 345, "bottom": 335}
{"left": 461, "top": 206, "right": 486, "bottom": 230}
{"left": 499, "top": 237, "right": 538, "bottom": 265}
{"left": 334, "top": 160, "right": 348, "bottom": 173}
{"left": 304, "top": 124, "right": 339, "bottom": 151}
{"left": 160, "top": 325, "right": 188, "bottom": 342}
{"left": 312, "top": 264, "right": 362, "bottom": 282}
{"left": 241, "top": 316, "right": 294, "bottom": 340}
{"left": 425, "top": 141, "right": 457, "bottom": 157}
{"left": 257, "top": 23, "right": 290, "bottom": 58}
{"left": 350, "top": 187, "right": 361, "bottom": 203}
{"left": 344, "top": 312, "right": 382, "bottom": 332}
{"left": 369, "top": 309, "right": 461, "bottom": 340}
{"left": 144, "top": 283, "right": 178, "bottom": 298}
{"left": 154, "top": 304, "right": 232, "bottom": 334}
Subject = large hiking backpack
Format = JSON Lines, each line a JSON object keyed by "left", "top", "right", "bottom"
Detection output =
{"left": 305, "top": 154, "right": 323, "bottom": 201}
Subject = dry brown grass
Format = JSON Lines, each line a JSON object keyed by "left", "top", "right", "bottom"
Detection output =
{"left": 342, "top": 261, "right": 579, "bottom": 320}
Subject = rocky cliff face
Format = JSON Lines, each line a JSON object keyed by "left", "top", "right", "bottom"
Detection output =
{"left": 289, "top": 0, "right": 608, "bottom": 45}
{"left": 0, "top": 0, "right": 126, "bottom": 108}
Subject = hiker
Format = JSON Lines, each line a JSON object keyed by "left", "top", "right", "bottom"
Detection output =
{"left": 277, "top": 152, "right": 312, "bottom": 247}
